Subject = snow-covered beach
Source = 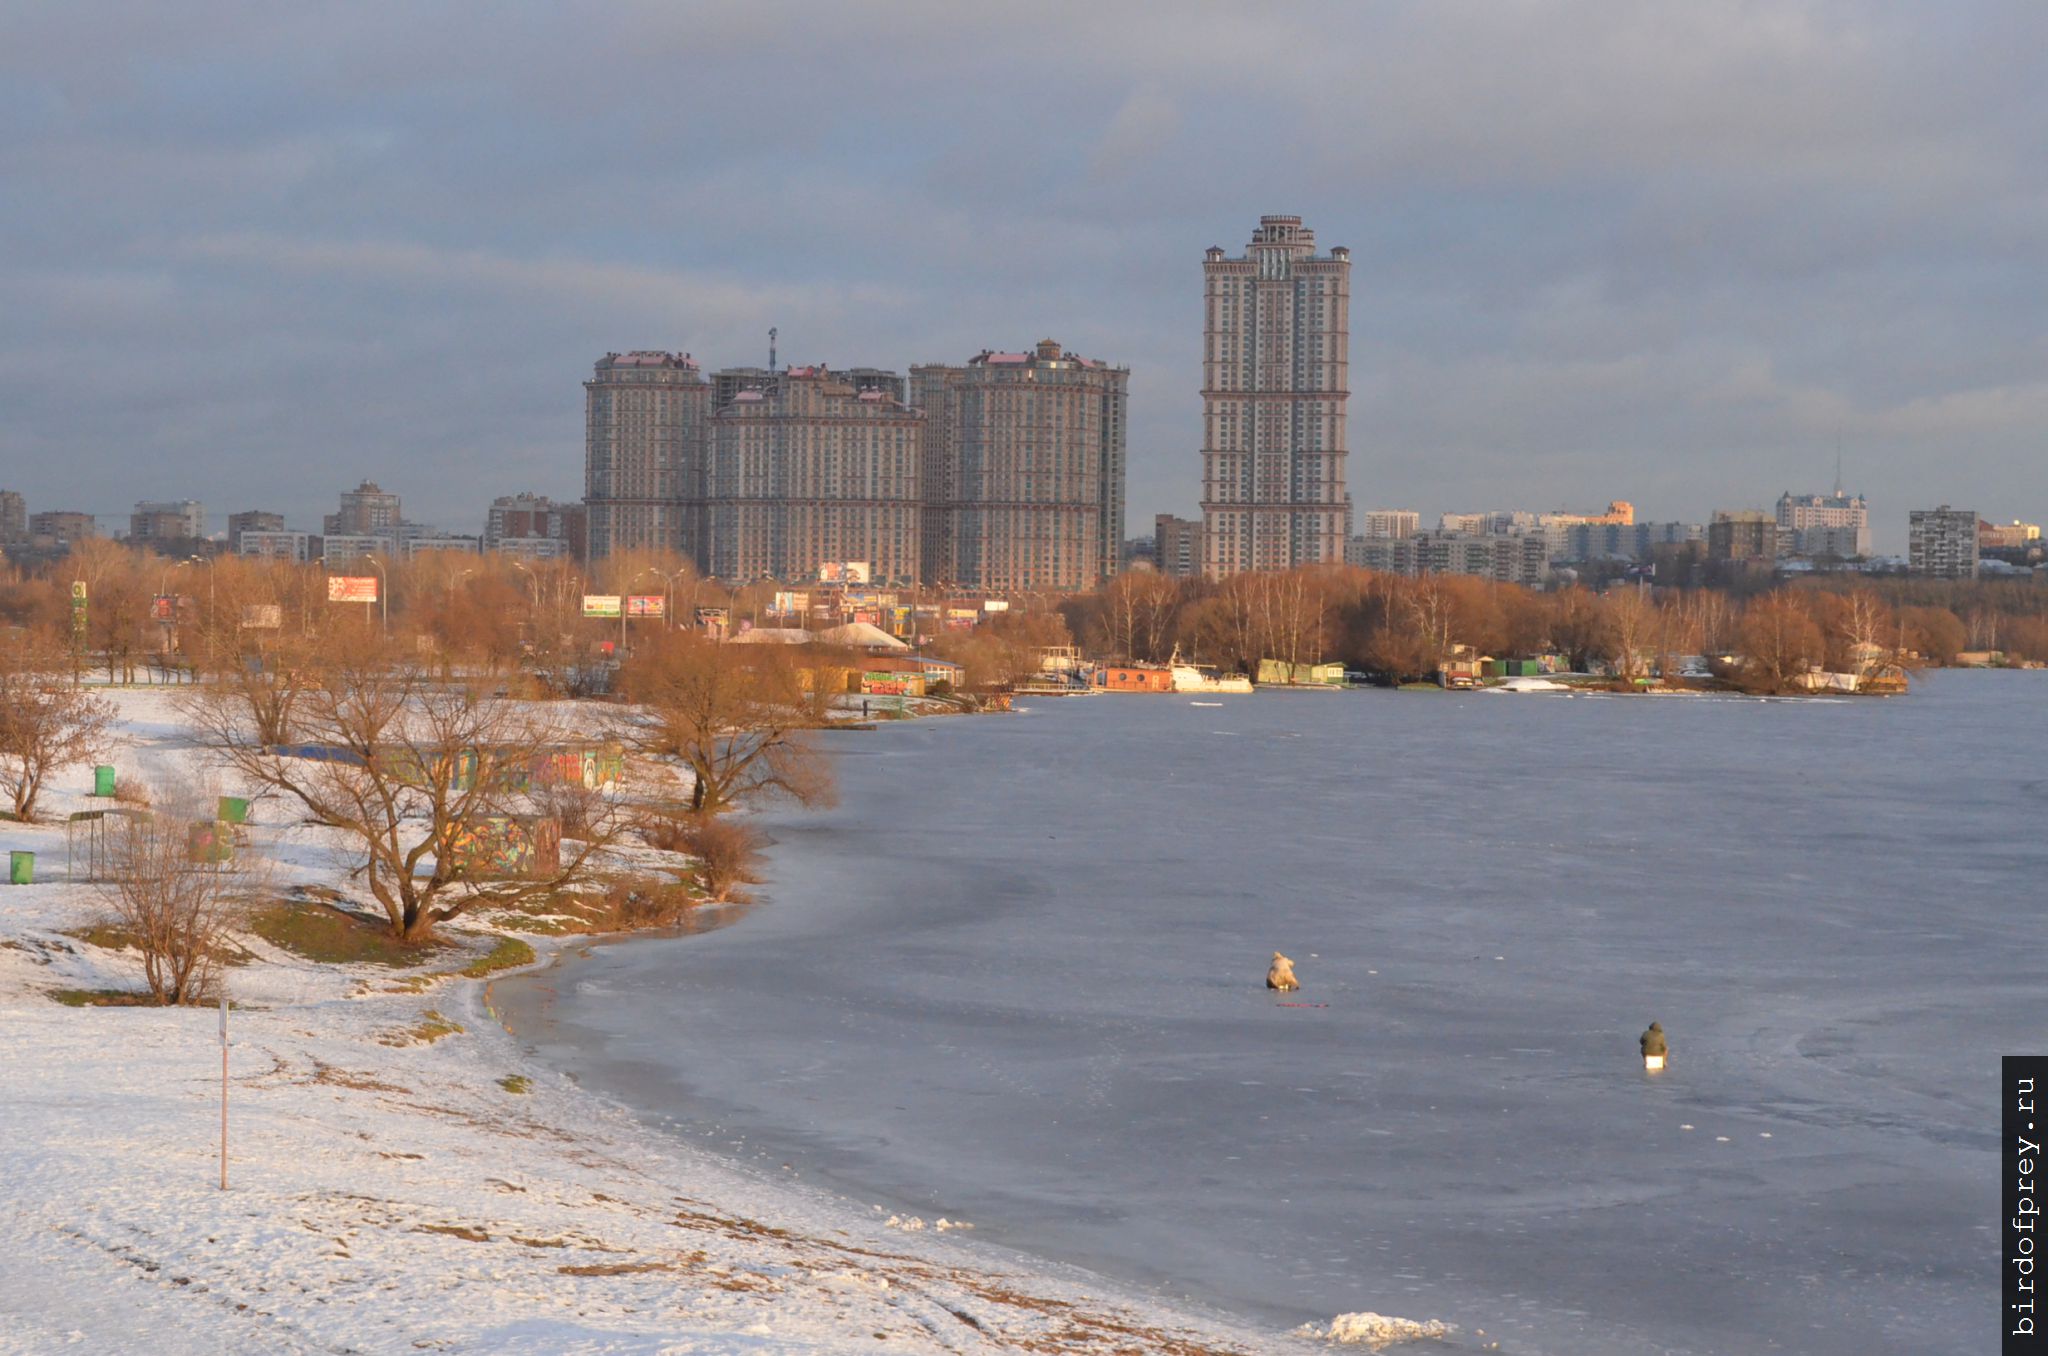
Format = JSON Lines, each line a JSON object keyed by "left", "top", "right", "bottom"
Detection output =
{"left": 0, "top": 690, "right": 1354, "bottom": 1355}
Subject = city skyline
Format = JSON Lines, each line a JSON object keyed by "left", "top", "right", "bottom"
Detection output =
{"left": 3, "top": 5, "right": 2044, "bottom": 552}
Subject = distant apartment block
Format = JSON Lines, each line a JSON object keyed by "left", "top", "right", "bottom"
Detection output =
{"left": 29, "top": 511, "right": 95, "bottom": 547}
{"left": 237, "top": 531, "right": 319, "bottom": 563}
{"left": 227, "top": 510, "right": 286, "bottom": 553}
{"left": 1200, "top": 215, "right": 1352, "bottom": 575}
{"left": 1979, "top": 519, "right": 2040, "bottom": 551}
{"left": 1154, "top": 514, "right": 1203, "bottom": 579}
{"left": 1777, "top": 491, "right": 1869, "bottom": 557}
{"left": 706, "top": 366, "right": 922, "bottom": 583}
{"left": 324, "top": 481, "right": 402, "bottom": 536}
{"left": 320, "top": 533, "right": 395, "bottom": 566}
{"left": 1349, "top": 530, "right": 1551, "bottom": 587}
{"left": 130, "top": 499, "right": 206, "bottom": 543}
{"left": 1707, "top": 510, "right": 1780, "bottom": 563}
{"left": 1909, "top": 506, "right": 1979, "bottom": 578}
{"left": 485, "top": 493, "right": 584, "bottom": 560}
{"left": 584, "top": 351, "right": 710, "bottom": 562}
{"left": 1358, "top": 509, "right": 1419, "bottom": 540}
{"left": 399, "top": 533, "right": 481, "bottom": 560}
{"left": 910, "top": 340, "right": 1127, "bottom": 592}
{"left": 0, "top": 490, "right": 26, "bottom": 543}
{"left": 1561, "top": 520, "right": 1703, "bottom": 562}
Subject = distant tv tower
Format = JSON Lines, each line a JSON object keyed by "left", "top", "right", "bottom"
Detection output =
{"left": 769, "top": 326, "right": 778, "bottom": 370}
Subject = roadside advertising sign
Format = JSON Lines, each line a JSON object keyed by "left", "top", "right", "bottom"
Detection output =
{"left": 982, "top": 599, "right": 1010, "bottom": 612}
{"left": 818, "top": 561, "right": 872, "bottom": 584}
{"left": 327, "top": 576, "right": 378, "bottom": 604}
{"left": 151, "top": 594, "right": 177, "bottom": 622}
{"left": 625, "top": 595, "right": 664, "bottom": 618}
{"left": 771, "top": 590, "right": 808, "bottom": 615}
{"left": 240, "top": 604, "right": 282, "bottom": 629}
{"left": 581, "top": 594, "right": 622, "bottom": 618}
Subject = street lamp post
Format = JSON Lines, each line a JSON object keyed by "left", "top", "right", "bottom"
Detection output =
{"left": 365, "top": 555, "right": 388, "bottom": 638}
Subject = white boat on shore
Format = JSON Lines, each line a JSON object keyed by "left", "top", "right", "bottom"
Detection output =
{"left": 1168, "top": 656, "right": 1253, "bottom": 694}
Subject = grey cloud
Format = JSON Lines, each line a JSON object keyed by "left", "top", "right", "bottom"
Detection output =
{"left": 0, "top": 1, "right": 2041, "bottom": 546}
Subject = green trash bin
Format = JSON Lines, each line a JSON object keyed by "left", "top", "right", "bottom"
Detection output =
{"left": 218, "top": 796, "right": 250, "bottom": 825}
{"left": 94, "top": 765, "right": 116, "bottom": 797}
{"left": 8, "top": 851, "right": 31, "bottom": 885}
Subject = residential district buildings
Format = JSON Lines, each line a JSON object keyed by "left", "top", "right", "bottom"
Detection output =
{"left": 585, "top": 344, "right": 1127, "bottom": 590}
{"left": 1776, "top": 491, "right": 1870, "bottom": 558}
{"left": 1909, "top": 506, "right": 1980, "bottom": 578}
{"left": 706, "top": 367, "right": 923, "bottom": 584}
{"left": 129, "top": 500, "right": 206, "bottom": 543}
{"left": 910, "top": 340, "right": 1128, "bottom": 591}
{"left": 1199, "top": 215, "right": 1352, "bottom": 576}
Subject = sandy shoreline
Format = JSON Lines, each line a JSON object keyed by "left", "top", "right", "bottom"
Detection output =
{"left": 0, "top": 690, "right": 1361, "bottom": 1355}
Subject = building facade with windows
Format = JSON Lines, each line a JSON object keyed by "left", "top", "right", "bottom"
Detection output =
{"left": 1909, "top": 506, "right": 1979, "bottom": 578}
{"left": 323, "top": 482, "right": 401, "bottom": 537}
{"left": 1777, "top": 491, "right": 1870, "bottom": 558}
{"left": 1200, "top": 215, "right": 1352, "bottom": 576}
{"left": 910, "top": 340, "right": 1127, "bottom": 592}
{"left": 584, "top": 352, "right": 710, "bottom": 561}
{"left": 131, "top": 499, "right": 206, "bottom": 543}
{"left": 705, "top": 367, "right": 922, "bottom": 584}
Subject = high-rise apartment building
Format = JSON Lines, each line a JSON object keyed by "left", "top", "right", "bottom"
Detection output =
{"left": 1909, "top": 506, "right": 1979, "bottom": 578}
{"left": 130, "top": 499, "right": 206, "bottom": 542}
{"left": 909, "top": 340, "right": 1127, "bottom": 592}
{"left": 1358, "top": 509, "right": 1419, "bottom": 540}
{"left": 227, "top": 511, "right": 286, "bottom": 553}
{"left": 323, "top": 481, "right": 402, "bottom": 537}
{"left": 1708, "top": 510, "right": 1780, "bottom": 562}
{"left": 1200, "top": 215, "right": 1352, "bottom": 576}
{"left": 1154, "top": 514, "right": 1203, "bottom": 579}
{"left": 1777, "top": 491, "right": 1869, "bottom": 558}
{"left": 29, "top": 511, "right": 96, "bottom": 546}
{"left": 706, "top": 367, "right": 922, "bottom": 583}
{"left": 0, "top": 490, "right": 25, "bottom": 544}
{"left": 584, "top": 352, "right": 711, "bottom": 561}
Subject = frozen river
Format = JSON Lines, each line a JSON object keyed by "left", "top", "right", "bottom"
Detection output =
{"left": 499, "top": 671, "right": 2042, "bottom": 1353}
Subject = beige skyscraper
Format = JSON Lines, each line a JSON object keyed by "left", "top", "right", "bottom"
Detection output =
{"left": 910, "top": 339, "right": 1128, "bottom": 592}
{"left": 1199, "top": 215, "right": 1352, "bottom": 576}
{"left": 706, "top": 366, "right": 922, "bottom": 583}
{"left": 584, "top": 351, "right": 710, "bottom": 561}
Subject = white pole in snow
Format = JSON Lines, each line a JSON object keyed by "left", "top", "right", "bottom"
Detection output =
{"left": 219, "top": 987, "right": 229, "bottom": 1191}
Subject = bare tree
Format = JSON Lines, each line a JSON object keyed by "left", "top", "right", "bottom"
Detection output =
{"left": 191, "top": 647, "right": 621, "bottom": 939}
{"left": 1733, "top": 592, "right": 1826, "bottom": 693}
{"left": 96, "top": 791, "right": 261, "bottom": 1004}
{"left": 0, "top": 629, "right": 115, "bottom": 821}
{"left": 1600, "top": 587, "right": 1655, "bottom": 683}
{"left": 618, "top": 634, "right": 835, "bottom": 816}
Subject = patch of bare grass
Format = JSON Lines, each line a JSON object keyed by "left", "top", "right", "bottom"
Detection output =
{"left": 250, "top": 897, "right": 444, "bottom": 968}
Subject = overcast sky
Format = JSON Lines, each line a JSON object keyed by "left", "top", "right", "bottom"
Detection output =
{"left": 3, "top": 2, "right": 2042, "bottom": 551}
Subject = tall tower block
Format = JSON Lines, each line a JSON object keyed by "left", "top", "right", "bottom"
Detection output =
{"left": 1199, "top": 215, "right": 1351, "bottom": 576}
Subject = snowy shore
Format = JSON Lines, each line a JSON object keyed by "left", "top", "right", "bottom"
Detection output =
{"left": 0, "top": 690, "right": 1347, "bottom": 1355}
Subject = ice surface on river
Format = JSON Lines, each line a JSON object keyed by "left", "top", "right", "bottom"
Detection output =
{"left": 504, "top": 671, "right": 2043, "bottom": 1355}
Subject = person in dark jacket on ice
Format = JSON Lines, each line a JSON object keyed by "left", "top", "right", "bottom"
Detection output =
{"left": 1640, "top": 1021, "right": 1667, "bottom": 1070}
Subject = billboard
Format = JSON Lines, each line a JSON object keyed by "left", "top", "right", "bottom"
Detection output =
{"left": 240, "top": 604, "right": 282, "bottom": 629}
{"left": 150, "top": 594, "right": 178, "bottom": 622}
{"left": 695, "top": 606, "right": 729, "bottom": 636}
{"left": 625, "top": 594, "right": 664, "bottom": 618}
{"left": 771, "top": 590, "right": 808, "bottom": 615}
{"left": 581, "top": 594, "right": 622, "bottom": 618}
{"left": 328, "top": 576, "right": 378, "bottom": 603}
{"left": 982, "top": 599, "right": 1010, "bottom": 613}
{"left": 818, "top": 561, "right": 872, "bottom": 584}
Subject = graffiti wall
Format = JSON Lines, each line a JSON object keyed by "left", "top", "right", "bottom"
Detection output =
{"left": 445, "top": 814, "right": 561, "bottom": 880}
